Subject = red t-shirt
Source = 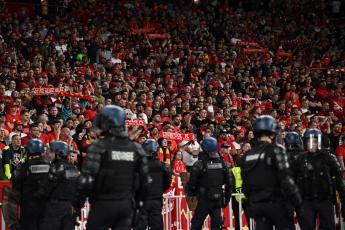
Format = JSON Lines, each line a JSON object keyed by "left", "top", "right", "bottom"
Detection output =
{"left": 336, "top": 145, "right": 345, "bottom": 158}
{"left": 21, "top": 134, "right": 50, "bottom": 146}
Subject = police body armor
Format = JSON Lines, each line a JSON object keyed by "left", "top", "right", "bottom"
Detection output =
{"left": 242, "top": 143, "right": 283, "bottom": 203}
{"left": 16, "top": 157, "right": 51, "bottom": 201}
{"left": 146, "top": 159, "right": 171, "bottom": 200}
{"left": 197, "top": 158, "right": 227, "bottom": 200}
{"left": 287, "top": 149, "right": 303, "bottom": 171}
{"left": 296, "top": 152, "right": 334, "bottom": 201}
{"left": 90, "top": 138, "right": 144, "bottom": 200}
{"left": 49, "top": 159, "right": 79, "bottom": 201}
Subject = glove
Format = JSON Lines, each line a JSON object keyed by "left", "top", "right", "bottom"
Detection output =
{"left": 4, "top": 164, "right": 12, "bottom": 180}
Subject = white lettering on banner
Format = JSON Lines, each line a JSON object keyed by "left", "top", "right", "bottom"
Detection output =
{"left": 111, "top": 151, "right": 134, "bottom": 161}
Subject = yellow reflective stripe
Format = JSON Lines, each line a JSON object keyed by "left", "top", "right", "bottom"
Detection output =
{"left": 4, "top": 164, "right": 11, "bottom": 180}
{"left": 231, "top": 167, "right": 245, "bottom": 202}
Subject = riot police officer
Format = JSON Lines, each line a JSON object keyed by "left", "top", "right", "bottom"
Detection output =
{"left": 294, "top": 128, "right": 345, "bottom": 230}
{"left": 134, "top": 139, "right": 172, "bottom": 230}
{"left": 188, "top": 136, "right": 233, "bottom": 230}
{"left": 41, "top": 141, "right": 80, "bottom": 230}
{"left": 241, "top": 115, "right": 302, "bottom": 230}
{"left": 285, "top": 132, "right": 304, "bottom": 168}
{"left": 13, "top": 138, "right": 50, "bottom": 230}
{"left": 284, "top": 131, "right": 305, "bottom": 228}
{"left": 75, "top": 105, "right": 150, "bottom": 230}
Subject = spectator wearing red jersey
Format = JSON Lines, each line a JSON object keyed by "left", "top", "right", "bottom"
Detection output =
{"left": 5, "top": 102, "right": 21, "bottom": 130}
{"left": 21, "top": 123, "right": 49, "bottom": 146}
{"left": 220, "top": 143, "right": 234, "bottom": 168}
{"left": 336, "top": 136, "right": 345, "bottom": 171}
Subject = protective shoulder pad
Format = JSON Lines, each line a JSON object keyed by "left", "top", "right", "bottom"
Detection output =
{"left": 65, "top": 166, "right": 80, "bottom": 179}
{"left": 192, "top": 160, "right": 204, "bottom": 171}
{"left": 134, "top": 142, "right": 146, "bottom": 157}
{"left": 273, "top": 144, "right": 286, "bottom": 155}
{"left": 88, "top": 140, "right": 106, "bottom": 155}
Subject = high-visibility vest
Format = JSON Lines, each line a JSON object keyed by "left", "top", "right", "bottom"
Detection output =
{"left": 231, "top": 167, "right": 246, "bottom": 202}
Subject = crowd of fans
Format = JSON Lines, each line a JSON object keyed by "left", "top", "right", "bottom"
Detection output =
{"left": 0, "top": 0, "right": 344, "bottom": 178}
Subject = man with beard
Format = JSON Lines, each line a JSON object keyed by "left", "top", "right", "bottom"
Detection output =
{"left": 328, "top": 122, "right": 343, "bottom": 152}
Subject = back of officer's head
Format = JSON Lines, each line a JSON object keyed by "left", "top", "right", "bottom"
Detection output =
{"left": 142, "top": 139, "right": 159, "bottom": 159}
{"left": 201, "top": 137, "right": 219, "bottom": 158}
{"left": 26, "top": 138, "right": 45, "bottom": 157}
{"left": 93, "top": 105, "right": 127, "bottom": 137}
{"left": 284, "top": 132, "right": 304, "bottom": 151}
{"left": 252, "top": 115, "right": 277, "bottom": 140}
{"left": 50, "top": 141, "right": 70, "bottom": 160}
{"left": 303, "top": 128, "right": 322, "bottom": 153}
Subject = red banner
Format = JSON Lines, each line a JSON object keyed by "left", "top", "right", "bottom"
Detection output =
{"left": 161, "top": 132, "right": 193, "bottom": 141}
{"left": 32, "top": 87, "right": 65, "bottom": 96}
{"left": 243, "top": 48, "right": 268, "bottom": 54}
{"left": 146, "top": 34, "right": 169, "bottom": 39}
{"left": 125, "top": 120, "right": 145, "bottom": 126}
{"left": 236, "top": 41, "right": 261, "bottom": 48}
{"left": 59, "top": 92, "right": 93, "bottom": 101}
{"left": 281, "top": 39, "right": 305, "bottom": 46}
{"left": 131, "top": 28, "right": 154, "bottom": 34}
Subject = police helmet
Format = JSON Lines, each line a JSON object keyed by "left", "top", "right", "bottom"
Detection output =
{"left": 252, "top": 115, "right": 278, "bottom": 136}
{"left": 50, "top": 141, "right": 70, "bottom": 157}
{"left": 201, "top": 137, "right": 218, "bottom": 153}
{"left": 93, "top": 105, "right": 126, "bottom": 136}
{"left": 26, "top": 138, "right": 45, "bottom": 156}
{"left": 142, "top": 139, "right": 159, "bottom": 157}
{"left": 284, "top": 132, "right": 304, "bottom": 151}
{"left": 303, "top": 128, "right": 322, "bottom": 151}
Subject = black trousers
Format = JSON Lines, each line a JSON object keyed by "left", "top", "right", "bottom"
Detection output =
{"left": 41, "top": 200, "right": 74, "bottom": 230}
{"left": 247, "top": 201, "right": 295, "bottom": 230}
{"left": 298, "top": 199, "right": 335, "bottom": 230}
{"left": 20, "top": 199, "right": 46, "bottom": 230}
{"left": 134, "top": 199, "right": 163, "bottom": 230}
{"left": 86, "top": 200, "right": 133, "bottom": 230}
{"left": 191, "top": 199, "right": 223, "bottom": 230}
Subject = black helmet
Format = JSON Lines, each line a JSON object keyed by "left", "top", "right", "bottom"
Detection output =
{"left": 142, "top": 139, "right": 159, "bottom": 157}
{"left": 93, "top": 105, "right": 126, "bottom": 136}
{"left": 50, "top": 141, "right": 70, "bottom": 157}
{"left": 253, "top": 115, "right": 278, "bottom": 137}
{"left": 26, "top": 138, "right": 45, "bottom": 156}
{"left": 201, "top": 137, "right": 219, "bottom": 158}
{"left": 303, "top": 128, "right": 322, "bottom": 151}
{"left": 284, "top": 132, "right": 303, "bottom": 151}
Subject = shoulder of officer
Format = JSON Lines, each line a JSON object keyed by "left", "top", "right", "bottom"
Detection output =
{"left": 193, "top": 160, "right": 204, "bottom": 171}
{"left": 88, "top": 139, "right": 106, "bottom": 154}
{"left": 3, "top": 146, "right": 9, "bottom": 150}
{"left": 272, "top": 144, "right": 286, "bottom": 155}
{"left": 133, "top": 142, "right": 146, "bottom": 157}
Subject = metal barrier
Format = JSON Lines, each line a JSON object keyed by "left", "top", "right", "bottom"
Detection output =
{"left": 0, "top": 189, "right": 343, "bottom": 230}
{"left": 73, "top": 193, "right": 250, "bottom": 230}
{"left": 161, "top": 193, "right": 251, "bottom": 230}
